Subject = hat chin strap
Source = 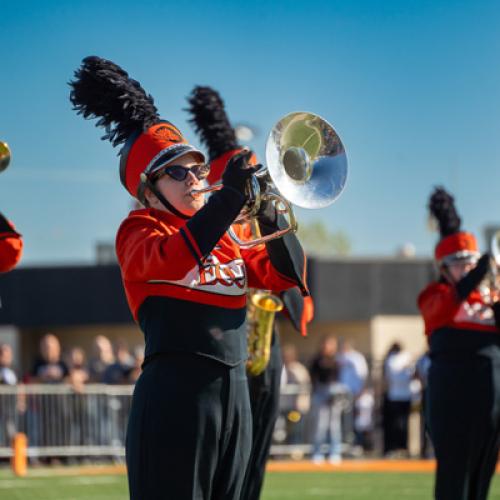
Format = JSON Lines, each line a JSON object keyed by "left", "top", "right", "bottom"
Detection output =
{"left": 140, "top": 174, "right": 191, "bottom": 220}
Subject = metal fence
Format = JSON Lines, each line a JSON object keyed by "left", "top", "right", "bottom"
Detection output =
{"left": 0, "top": 385, "right": 133, "bottom": 458}
{"left": 0, "top": 383, "right": 355, "bottom": 459}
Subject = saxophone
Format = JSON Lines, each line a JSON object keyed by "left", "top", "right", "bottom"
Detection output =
{"left": 246, "top": 290, "right": 283, "bottom": 376}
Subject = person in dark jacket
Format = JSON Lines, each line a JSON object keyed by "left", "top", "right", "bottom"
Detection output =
{"left": 418, "top": 187, "right": 500, "bottom": 500}
{"left": 186, "top": 85, "right": 313, "bottom": 500}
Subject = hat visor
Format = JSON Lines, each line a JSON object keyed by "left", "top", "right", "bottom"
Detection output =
{"left": 146, "top": 144, "right": 206, "bottom": 177}
{"left": 441, "top": 250, "right": 480, "bottom": 266}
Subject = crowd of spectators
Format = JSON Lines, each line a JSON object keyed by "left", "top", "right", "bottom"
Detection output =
{"left": 0, "top": 332, "right": 430, "bottom": 460}
{"left": 0, "top": 333, "right": 143, "bottom": 390}
{"left": 278, "top": 337, "right": 430, "bottom": 462}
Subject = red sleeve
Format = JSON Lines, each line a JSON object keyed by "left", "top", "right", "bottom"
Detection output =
{"left": 116, "top": 212, "right": 202, "bottom": 282}
{"left": 417, "top": 282, "right": 461, "bottom": 335}
{"left": 0, "top": 233, "right": 23, "bottom": 273}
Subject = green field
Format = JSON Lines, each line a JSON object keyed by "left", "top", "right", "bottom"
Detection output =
{"left": 0, "top": 469, "right": 499, "bottom": 499}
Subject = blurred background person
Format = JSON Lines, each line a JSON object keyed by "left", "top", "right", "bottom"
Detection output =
{"left": 65, "top": 347, "right": 90, "bottom": 449}
{"left": 309, "top": 336, "right": 344, "bottom": 464}
{"left": 87, "top": 336, "right": 116, "bottom": 448}
{"left": 30, "top": 333, "right": 69, "bottom": 384}
{"left": 27, "top": 333, "right": 68, "bottom": 454}
{"left": 280, "top": 344, "right": 311, "bottom": 446}
{"left": 101, "top": 340, "right": 134, "bottom": 448}
{"left": 88, "top": 335, "right": 115, "bottom": 383}
{"left": 382, "top": 342, "right": 414, "bottom": 457}
{"left": 353, "top": 385, "right": 375, "bottom": 454}
{"left": 0, "top": 343, "right": 17, "bottom": 449}
{"left": 128, "top": 346, "right": 145, "bottom": 384}
{"left": 337, "top": 339, "right": 368, "bottom": 450}
{"left": 0, "top": 343, "right": 17, "bottom": 385}
{"left": 415, "top": 350, "right": 433, "bottom": 459}
{"left": 102, "top": 340, "right": 133, "bottom": 385}
{"left": 66, "top": 347, "right": 89, "bottom": 392}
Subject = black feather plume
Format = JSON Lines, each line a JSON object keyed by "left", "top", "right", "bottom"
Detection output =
{"left": 428, "top": 186, "right": 462, "bottom": 237}
{"left": 69, "top": 56, "right": 160, "bottom": 147}
{"left": 186, "top": 86, "right": 239, "bottom": 161}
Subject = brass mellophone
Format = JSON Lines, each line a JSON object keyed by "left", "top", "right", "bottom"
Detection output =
{"left": 191, "top": 111, "right": 348, "bottom": 248}
{"left": 481, "top": 230, "right": 500, "bottom": 304}
{"left": 0, "top": 141, "right": 11, "bottom": 173}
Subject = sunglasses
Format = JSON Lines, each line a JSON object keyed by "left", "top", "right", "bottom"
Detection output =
{"left": 154, "top": 164, "right": 210, "bottom": 182}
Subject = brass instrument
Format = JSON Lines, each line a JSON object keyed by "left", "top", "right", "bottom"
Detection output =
{"left": 246, "top": 291, "right": 283, "bottom": 376}
{"left": 0, "top": 141, "right": 11, "bottom": 173}
{"left": 482, "top": 230, "right": 500, "bottom": 303}
{"left": 191, "top": 111, "right": 348, "bottom": 248}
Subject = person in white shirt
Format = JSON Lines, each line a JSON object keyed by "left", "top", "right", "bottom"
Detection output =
{"left": 337, "top": 340, "right": 369, "bottom": 448}
{"left": 382, "top": 342, "right": 415, "bottom": 456}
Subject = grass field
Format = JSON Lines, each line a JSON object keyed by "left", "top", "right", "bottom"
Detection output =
{"left": 0, "top": 468, "right": 499, "bottom": 499}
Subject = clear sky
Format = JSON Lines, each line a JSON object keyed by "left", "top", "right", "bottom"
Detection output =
{"left": 1, "top": 0, "right": 499, "bottom": 265}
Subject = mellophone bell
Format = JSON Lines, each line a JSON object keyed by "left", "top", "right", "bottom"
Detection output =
{"left": 0, "top": 141, "right": 23, "bottom": 273}
{"left": 193, "top": 111, "right": 348, "bottom": 376}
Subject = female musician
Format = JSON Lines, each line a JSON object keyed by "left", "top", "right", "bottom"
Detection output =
{"left": 187, "top": 85, "right": 313, "bottom": 500}
{"left": 418, "top": 187, "right": 500, "bottom": 500}
{"left": 70, "top": 57, "right": 306, "bottom": 500}
{"left": 0, "top": 212, "right": 22, "bottom": 273}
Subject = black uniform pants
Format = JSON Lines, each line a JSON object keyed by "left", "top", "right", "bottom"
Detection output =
{"left": 426, "top": 349, "right": 500, "bottom": 500}
{"left": 382, "top": 397, "right": 411, "bottom": 454}
{"left": 240, "top": 332, "right": 282, "bottom": 500}
{"left": 126, "top": 353, "right": 252, "bottom": 500}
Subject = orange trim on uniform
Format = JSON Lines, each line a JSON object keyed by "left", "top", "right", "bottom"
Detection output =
{"left": 300, "top": 296, "right": 315, "bottom": 337}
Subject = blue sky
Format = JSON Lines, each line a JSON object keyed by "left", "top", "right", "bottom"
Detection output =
{"left": 1, "top": 0, "right": 499, "bottom": 264}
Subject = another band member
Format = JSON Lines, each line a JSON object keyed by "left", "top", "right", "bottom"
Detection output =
{"left": 0, "top": 212, "right": 22, "bottom": 273}
{"left": 70, "top": 57, "right": 307, "bottom": 500}
{"left": 418, "top": 187, "right": 500, "bottom": 500}
{"left": 187, "top": 86, "right": 313, "bottom": 500}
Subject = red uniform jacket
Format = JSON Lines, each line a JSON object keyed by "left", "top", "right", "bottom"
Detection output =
{"left": 116, "top": 208, "right": 302, "bottom": 365}
{"left": 0, "top": 220, "right": 22, "bottom": 273}
{"left": 418, "top": 281, "right": 498, "bottom": 337}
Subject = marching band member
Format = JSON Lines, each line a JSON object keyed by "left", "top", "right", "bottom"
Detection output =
{"left": 70, "top": 57, "right": 306, "bottom": 500}
{"left": 418, "top": 187, "right": 500, "bottom": 500}
{"left": 187, "top": 85, "right": 313, "bottom": 500}
{"left": 0, "top": 213, "right": 22, "bottom": 273}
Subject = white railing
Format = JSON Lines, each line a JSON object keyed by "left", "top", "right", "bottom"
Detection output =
{"left": 0, "top": 384, "right": 133, "bottom": 458}
{"left": 0, "top": 383, "right": 353, "bottom": 459}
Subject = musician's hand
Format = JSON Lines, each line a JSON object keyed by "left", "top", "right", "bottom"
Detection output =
{"left": 222, "top": 149, "right": 258, "bottom": 197}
